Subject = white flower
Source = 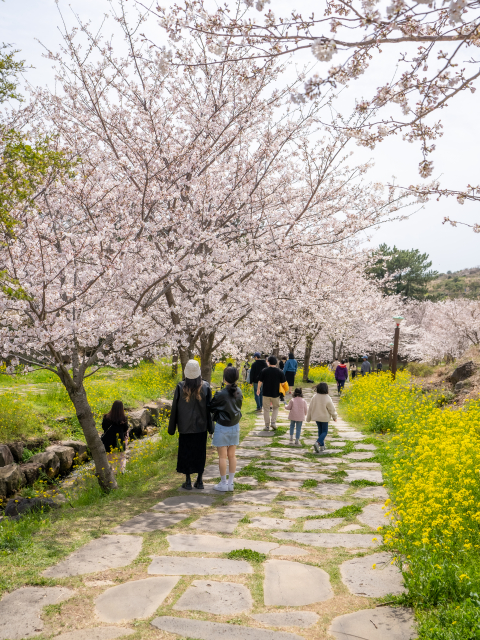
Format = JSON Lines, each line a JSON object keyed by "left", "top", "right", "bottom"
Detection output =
{"left": 449, "top": 0, "right": 467, "bottom": 23}
{"left": 311, "top": 39, "right": 337, "bottom": 62}
{"left": 255, "top": 0, "right": 270, "bottom": 10}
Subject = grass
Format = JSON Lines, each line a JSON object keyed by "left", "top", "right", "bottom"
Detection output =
{"left": 227, "top": 549, "right": 266, "bottom": 563}
{"left": 302, "top": 479, "right": 318, "bottom": 488}
{"left": 306, "top": 504, "right": 363, "bottom": 520}
{"left": 349, "top": 479, "right": 382, "bottom": 487}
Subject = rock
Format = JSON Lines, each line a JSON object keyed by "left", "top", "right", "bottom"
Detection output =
{"left": 251, "top": 612, "right": 319, "bottom": 628}
{"left": 95, "top": 577, "right": 180, "bottom": 623}
{"left": 60, "top": 440, "right": 88, "bottom": 462}
{"left": 358, "top": 503, "right": 389, "bottom": 529}
{"left": 344, "top": 452, "right": 376, "bottom": 460}
{"left": 157, "top": 397, "right": 173, "bottom": 417}
{"left": 153, "top": 494, "right": 215, "bottom": 510}
{"left": 229, "top": 489, "right": 281, "bottom": 505}
{"left": 191, "top": 511, "right": 244, "bottom": 534}
{"left": 127, "top": 408, "right": 151, "bottom": 437}
{"left": 0, "top": 444, "right": 14, "bottom": 467}
{"left": 148, "top": 556, "right": 253, "bottom": 575}
{"left": 339, "top": 524, "right": 363, "bottom": 532}
{"left": 264, "top": 560, "right": 333, "bottom": 605}
{"left": 249, "top": 517, "right": 295, "bottom": 530}
{"left": 344, "top": 470, "right": 383, "bottom": 483}
{"left": 5, "top": 497, "right": 57, "bottom": 518}
{"left": 7, "top": 442, "right": 23, "bottom": 463}
{"left": 329, "top": 606, "right": 416, "bottom": 640}
{"left": 29, "top": 451, "right": 61, "bottom": 478}
{"left": 151, "top": 617, "right": 304, "bottom": 640}
{"left": 143, "top": 402, "right": 159, "bottom": 424}
{"left": 174, "top": 579, "right": 253, "bottom": 615}
{"left": 0, "top": 464, "right": 25, "bottom": 498}
{"left": 114, "top": 512, "right": 188, "bottom": 533}
{"left": 0, "top": 586, "right": 73, "bottom": 640}
{"left": 43, "top": 534, "right": 143, "bottom": 577}
{"left": 19, "top": 461, "right": 42, "bottom": 485}
{"left": 53, "top": 628, "right": 134, "bottom": 640}
{"left": 273, "top": 532, "right": 382, "bottom": 548}
{"left": 167, "top": 534, "right": 279, "bottom": 554}
{"left": 448, "top": 361, "right": 477, "bottom": 385}
{"left": 270, "top": 546, "right": 309, "bottom": 556}
{"left": 355, "top": 444, "right": 377, "bottom": 451}
{"left": 303, "top": 518, "right": 345, "bottom": 530}
{"left": 340, "top": 552, "right": 406, "bottom": 597}
{"left": 46, "top": 445, "right": 75, "bottom": 474}
{"left": 354, "top": 486, "right": 389, "bottom": 500}
{"left": 277, "top": 499, "right": 348, "bottom": 511}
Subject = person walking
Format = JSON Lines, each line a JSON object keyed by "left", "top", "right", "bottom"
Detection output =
{"left": 334, "top": 359, "right": 349, "bottom": 395}
{"left": 250, "top": 352, "right": 267, "bottom": 411}
{"left": 377, "top": 361, "right": 383, "bottom": 374}
{"left": 242, "top": 361, "right": 250, "bottom": 382}
{"left": 361, "top": 356, "right": 372, "bottom": 376}
{"left": 168, "top": 359, "right": 213, "bottom": 490}
{"left": 283, "top": 352, "right": 298, "bottom": 387}
{"left": 210, "top": 366, "right": 242, "bottom": 491}
{"left": 257, "top": 355, "right": 286, "bottom": 430}
{"left": 101, "top": 400, "right": 129, "bottom": 474}
{"left": 306, "top": 382, "right": 337, "bottom": 453}
{"left": 285, "top": 388, "right": 308, "bottom": 446}
{"left": 349, "top": 362, "right": 357, "bottom": 379}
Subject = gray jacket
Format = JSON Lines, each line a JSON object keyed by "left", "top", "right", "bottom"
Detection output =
{"left": 361, "top": 360, "right": 371, "bottom": 374}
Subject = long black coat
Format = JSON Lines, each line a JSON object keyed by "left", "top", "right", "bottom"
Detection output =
{"left": 168, "top": 380, "right": 214, "bottom": 435}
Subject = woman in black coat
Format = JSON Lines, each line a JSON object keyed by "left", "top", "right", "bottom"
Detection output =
{"left": 168, "top": 359, "right": 213, "bottom": 490}
{"left": 102, "top": 400, "right": 129, "bottom": 473}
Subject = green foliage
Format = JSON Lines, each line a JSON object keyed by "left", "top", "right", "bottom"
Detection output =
{"left": 367, "top": 243, "right": 438, "bottom": 300}
{"left": 349, "top": 479, "right": 381, "bottom": 487}
{"left": 227, "top": 549, "right": 266, "bottom": 563}
{"left": 237, "top": 464, "right": 279, "bottom": 483}
{"left": 302, "top": 479, "right": 318, "bottom": 488}
{"left": 0, "top": 44, "right": 25, "bottom": 103}
{"left": 239, "top": 515, "right": 251, "bottom": 523}
{"left": 323, "top": 470, "right": 347, "bottom": 484}
{"left": 407, "top": 362, "right": 435, "bottom": 377}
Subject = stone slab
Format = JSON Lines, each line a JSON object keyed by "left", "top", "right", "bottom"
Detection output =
{"left": 152, "top": 495, "right": 215, "bottom": 510}
{"left": 151, "top": 616, "right": 304, "bottom": 640}
{"left": 249, "top": 517, "right": 295, "bottom": 530}
{"left": 344, "top": 470, "right": 383, "bottom": 483}
{"left": 167, "top": 534, "right": 279, "bottom": 554}
{"left": 358, "top": 503, "right": 389, "bottom": 529}
{"left": 339, "top": 524, "right": 363, "bottom": 532}
{"left": 270, "top": 545, "right": 309, "bottom": 556}
{"left": 340, "top": 552, "right": 405, "bottom": 597}
{"left": 283, "top": 508, "right": 330, "bottom": 518}
{"left": 95, "top": 576, "right": 179, "bottom": 623}
{"left": 354, "top": 486, "right": 389, "bottom": 500}
{"left": 229, "top": 489, "right": 281, "bottom": 504}
{"left": 251, "top": 431, "right": 276, "bottom": 437}
{"left": 278, "top": 499, "right": 347, "bottom": 511}
{"left": 53, "top": 628, "right": 134, "bottom": 640}
{"left": 303, "top": 518, "right": 345, "bottom": 530}
{"left": 220, "top": 505, "right": 272, "bottom": 513}
{"left": 174, "top": 579, "right": 252, "bottom": 614}
{"left": 329, "top": 606, "right": 416, "bottom": 640}
{"left": 251, "top": 612, "right": 319, "bottom": 628}
{"left": 344, "top": 452, "right": 375, "bottom": 460}
{"left": 236, "top": 476, "right": 259, "bottom": 485}
{"left": 273, "top": 532, "right": 381, "bottom": 548}
{"left": 0, "top": 586, "right": 73, "bottom": 640}
{"left": 264, "top": 559, "right": 333, "bottom": 605}
{"left": 43, "top": 535, "right": 142, "bottom": 578}
{"left": 302, "top": 484, "right": 349, "bottom": 496}
{"left": 348, "top": 462, "right": 382, "bottom": 469}
{"left": 354, "top": 444, "right": 377, "bottom": 451}
{"left": 148, "top": 556, "right": 253, "bottom": 575}
{"left": 114, "top": 512, "right": 187, "bottom": 533}
{"left": 191, "top": 511, "right": 244, "bottom": 534}
{"left": 265, "top": 481, "right": 304, "bottom": 489}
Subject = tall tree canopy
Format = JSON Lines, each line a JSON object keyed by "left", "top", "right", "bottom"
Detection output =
{"left": 367, "top": 244, "right": 438, "bottom": 300}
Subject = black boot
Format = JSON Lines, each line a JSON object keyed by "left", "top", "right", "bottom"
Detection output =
{"left": 182, "top": 474, "right": 192, "bottom": 490}
{"left": 194, "top": 473, "right": 204, "bottom": 490}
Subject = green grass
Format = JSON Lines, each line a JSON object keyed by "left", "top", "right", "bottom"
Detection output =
{"left": 227, "top": 549, "right": 266, "bottom": 563}
{"left": 302, "top": 479, "right": 318, "bottom": 488}
{"left": 349, "top": 479, "right": 382, "bottom": 487}
{"left": 306, "top": 504, "right": 363, "bottom": 520}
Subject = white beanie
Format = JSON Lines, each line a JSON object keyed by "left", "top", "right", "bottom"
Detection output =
{"left": 184, "top": 359, "right": 201, "bottom": 379}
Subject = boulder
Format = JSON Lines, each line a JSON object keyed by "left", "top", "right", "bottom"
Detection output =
{"left": 7, "top": 441, "right": 24, "bottom": 463}
{"left": 143, "top": 403, "right": 159, "bottom": 424}
{"left": 157, "top": 397, "right": 173, "bottom": 413}
{"left": 0, "top": 444, "right": 14, "bottom": 467}
{"left": 0, "top": 464, "right": 26, "bottom": 498}
{"left": 19, "top": 461, "right": 43, "bottom": 485}
{"left": 448, "top": 361, "right": 477, "bottom": 385}
{"left": 29, "top": 451, "right": 61, "bottom": 478}
{"left": 5, "top": 496, "right": 57, "bottom": 518}
{"left": 46, "top": 445, "right": 75, "bottom": 474}
{"left": 25, "top": 437, "right": 47, "bottom": 450}
{"left": 128, "top": 408, "right": 150, "bottom": 437}
{"left": 60, "top": 440, "right": 88, "bottom": 462}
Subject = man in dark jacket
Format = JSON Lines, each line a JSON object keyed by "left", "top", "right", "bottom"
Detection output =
{"left": 250, "top": 352, "right": 267, "bottom": 411}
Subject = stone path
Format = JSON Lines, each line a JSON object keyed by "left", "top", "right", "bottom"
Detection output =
{"left": 2, "top": 384, "right": 416, "bottom": 640}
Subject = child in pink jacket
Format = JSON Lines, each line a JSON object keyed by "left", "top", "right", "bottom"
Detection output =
{"left": 285, "top": 388, "right": 308, "bottom": 446}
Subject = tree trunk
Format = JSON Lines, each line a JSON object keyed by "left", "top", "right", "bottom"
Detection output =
{"left": 372, "top": 352, "right": 377, "bottom": 370}
{"left": 332, "top": 340, "right": 336, "bottom": 361}
{"left": 272, "top": 343, "right": 280, "bottom": 357}
{"left": 199, "top": 330, "right": 215, "bottom": 383}
{"left": 303, "top": 337, "right": 313, "bottom": 382}
{"left": 171, "top": 352, "right": 178, "bottom": 377}
{"left": 68, "top": 385, "right": 118, "bottom": 491}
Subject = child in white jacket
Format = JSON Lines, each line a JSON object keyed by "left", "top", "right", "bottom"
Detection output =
{"left": 285, "top": 388, "right": 308, "bottom": 446}
{"left": 306, "top": 382, "right": 337, "bottom": 452}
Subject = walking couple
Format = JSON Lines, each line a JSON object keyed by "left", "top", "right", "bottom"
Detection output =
{"left": 168, "top": 359, "right": 242, "bottom": 492}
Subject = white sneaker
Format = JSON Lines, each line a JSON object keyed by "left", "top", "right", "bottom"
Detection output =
{"left": 289, "top": 437, "right": 294, "bottom": 443}
{"left": 320, "top": 445, "right": 326, "bottom": 452}
{"left": 263, "top": 426, "right": 270, "bottom": 431}
{"left": 295, "top": 439, "right": 300, "bottom": 446}
{"left": 271, "top": 424, "right": 277, "bottom": 430}
{"left": 313, "top": 442, "right": 320, "bottom": 453}
{"left": 214, "top": 481, "right": 229, "bottom": 492}
{"left": 227, "top": 482, "right": 234, "bottom": 492}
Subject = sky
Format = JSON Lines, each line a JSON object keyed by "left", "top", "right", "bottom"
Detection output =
{"left": 2, "top": 0, "right": 479, "bottom": 274}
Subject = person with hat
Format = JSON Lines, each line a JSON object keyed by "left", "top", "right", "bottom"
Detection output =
{"left": 168, "top": 359, "right": 214, "bottom": 490}
{"left": 249, "top": 352, "right": 268, "bottom": 411}
{"left": 361, "top": 356, "right": 372, "bottom": 376}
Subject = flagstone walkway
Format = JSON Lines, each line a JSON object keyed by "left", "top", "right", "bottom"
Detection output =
{"left": 0, "top": 386, "right": 417, "bottom": 640}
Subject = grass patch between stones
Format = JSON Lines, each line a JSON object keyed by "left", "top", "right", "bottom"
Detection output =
{"left": 302, "top": 479, "right": 319, "bottom": 488}
{"left": 227, "top": 549, "right": 266, "bottom": 563}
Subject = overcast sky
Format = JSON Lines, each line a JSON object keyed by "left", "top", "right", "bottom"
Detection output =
{"left": 2, "top": 0, "right": 479, "bottom": 273}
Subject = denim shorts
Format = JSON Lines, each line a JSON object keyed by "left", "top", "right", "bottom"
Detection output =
{"left": 212, "top": 423, "right": 240, "bottom": 447}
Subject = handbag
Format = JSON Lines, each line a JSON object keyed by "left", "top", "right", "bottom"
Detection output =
{"left": 279, "top": 381, "right": 289, "bottom": 395}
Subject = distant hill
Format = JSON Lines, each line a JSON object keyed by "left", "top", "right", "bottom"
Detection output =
{"left": 428, "top": 267, "right": 480, "bottom": 300}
